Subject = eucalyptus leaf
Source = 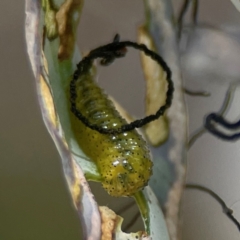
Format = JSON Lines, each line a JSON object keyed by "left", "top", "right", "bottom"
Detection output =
{"left": 230, "top": 0, "right": 240, "bottom": 12}
{"left": 25, "top": 0, "right": 101, "bottom": 239}
{"left": 134, "top": 187, "right": 170, "bottom": 240}
{"left": 138, "top": 26, "right": 169, "bottom": 146}
{"left": 143, "top": 0, "right": 187, "bottom": 239}
{"left": 25, "top": 0, "right": 174, "bottom": 239}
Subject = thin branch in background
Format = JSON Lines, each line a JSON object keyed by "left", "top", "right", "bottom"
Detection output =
{"left": 116, "top": 200, "right": 136, "bottom": 216}
{"left": 188, "top": 84, "right": 235, "bottom": 149}
{"left": 218, "top": 84, "right": 236, "bottom": 115}
{"left": 116, "top": 200, "right": 141, "bottom": 233}
{"left": 184, "top": 88, "right": 211, "bottom": 97}
{"left": 204, "top": 84, "right": 239, "bottom": 141}
{"left": 192, "top": 0, "right": 199, "bottom": 25}
{"left": 123, "top": 211, "right": 141, "bottom": 233}
{"left": 205, "top": 114, "right": 240, "bottom": 141}
{"left": 178, "top": 0, "right": 191, "bottom": 39}
{"left": 187, "top": 127, "right": 206, "bottom": 149}
{"left": 207, "top": 114, "right": 240, "bottom": 129}
{"left": 177, "top": 0, "right": 199, "bottom": 39}
{"left": 185, "top": 184, "right": 240, "bottom": 232}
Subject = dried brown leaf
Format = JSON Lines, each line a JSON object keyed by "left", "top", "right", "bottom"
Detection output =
{"left": 55, "top": 0, "right": 84, "bottom": 60}
{"left": 138, "top": 26, "right": 169, "bottom": 146}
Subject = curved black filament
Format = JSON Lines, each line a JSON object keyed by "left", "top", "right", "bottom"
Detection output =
{"left": 186, "top": 184, "right": 240, "bottom": 232}
{"left": 70, "top": 34, "right": 174, "bottom": 134}
{"left": 205, "top": 113, "right": 240, "bottom": 141}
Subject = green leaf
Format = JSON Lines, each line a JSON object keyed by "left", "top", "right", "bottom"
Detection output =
{"left": 26, "top": 0, "right": 173, "bottom": 239}
{"left": 143, "top": 0, "right": 188, "bottom": 239}
{"left": 25, "top": 0, "right": 102, "bottom": 239}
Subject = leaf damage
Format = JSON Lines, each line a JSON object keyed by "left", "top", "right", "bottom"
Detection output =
{"left": 42, "top": 0, "right": 84, "bottom": 60}
{"left": 99, "top": 206, "right": 150, "bottom": 240}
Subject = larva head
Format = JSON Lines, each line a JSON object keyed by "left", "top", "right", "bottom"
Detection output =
{"left": 100, "top": 152, "right": 153, "bottom": 197}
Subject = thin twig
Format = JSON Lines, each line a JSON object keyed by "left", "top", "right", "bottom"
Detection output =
{"left": 123, "top": 211, "right": 141, "bottom": 232}
{"left": 116, "top": 200, "right": 139, "bottom": 233}
{"left": 204, "top": 84, "right": 238, "bottom": 140}
{"left": 187, "top": 127, "right": 206, "bottom": 149}
{"left": 184, "top": 88, "right": 211, "bottom": 97}
{"left": 178, "top": 0, "right": 199, "bottom": 39}
{"left": 188, "top": 84, "right": 235, "bottom": 149}
{"left": 192, "top": 0, "right": 199, "bottom": 25}
{"left": 178, "top": 0, "right": 191, "bottom": 39}
{"left": 218, "top": 84, "right": 236, "bottom": 115}
{"left": 186, "top": 184, "right": 240, "bottom": 232}
{"left": 116, "top": 200, "right": 136, "bottom": 216}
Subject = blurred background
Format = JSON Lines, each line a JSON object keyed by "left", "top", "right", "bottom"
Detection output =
{"left": 1, "top": 0, "right": 240, "bottom": 239}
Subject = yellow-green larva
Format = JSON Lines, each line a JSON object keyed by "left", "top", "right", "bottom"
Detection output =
{"left": 69, "top": 72, "right": 153, "bottom": 197}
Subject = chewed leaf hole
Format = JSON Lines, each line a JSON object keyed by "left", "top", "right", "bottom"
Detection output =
{"left": 89, "top": 181, "right": 144, "bottom": 233}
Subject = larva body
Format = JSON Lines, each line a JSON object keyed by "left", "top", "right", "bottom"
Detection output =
{"left": 70, "top": 73, "right": 153, "bottom": 197}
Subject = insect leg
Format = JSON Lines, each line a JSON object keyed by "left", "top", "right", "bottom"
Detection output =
{"left": 184, "top": 88, "right": 211, "bottom": 97}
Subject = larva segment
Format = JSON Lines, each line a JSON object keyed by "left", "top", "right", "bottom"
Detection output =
{"left": 69, "top": 73, "right": 153, "bottom": 197}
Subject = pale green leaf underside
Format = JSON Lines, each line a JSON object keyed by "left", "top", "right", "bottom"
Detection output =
{"left": 26, "top": 0, "right": 180, "bottom": 238}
